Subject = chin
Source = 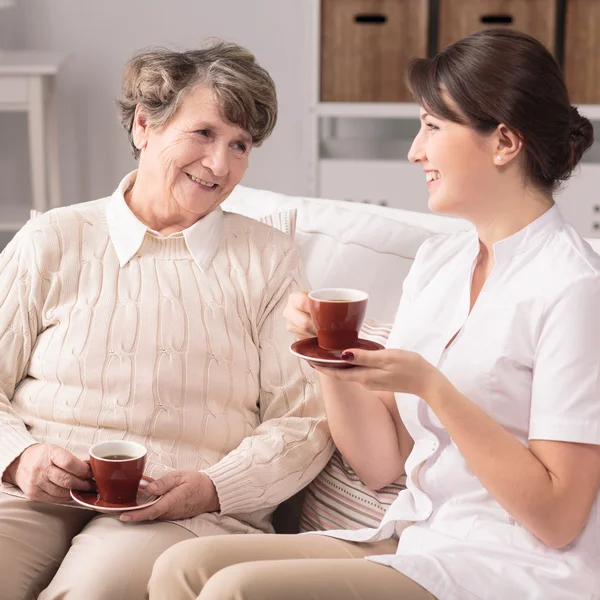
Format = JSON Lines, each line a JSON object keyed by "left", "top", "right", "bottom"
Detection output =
{"left": 427, "top": 192, "right": 465, "bottom": 218}
{"left": 427, "top": 194, "right": 450, "bottom": 215}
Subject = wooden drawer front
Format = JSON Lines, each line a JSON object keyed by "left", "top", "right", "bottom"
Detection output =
{"left": 564, "top": 0, "right": 600, "bottom": 104}
{"left": 0, "top": 76, "right": 28, "bottom": 106}
{"left": 438, "top": 0, "right": 557, "bottom": 54}
{"left": 321, "top": 0, "right": 428, "bottom": 102}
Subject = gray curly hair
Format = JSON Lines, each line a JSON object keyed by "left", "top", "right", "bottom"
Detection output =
{"left": 117, "top": 39, "right": 278, "bottom": 159}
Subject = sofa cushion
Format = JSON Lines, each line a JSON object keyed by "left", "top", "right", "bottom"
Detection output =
{"left": 223, "top": 187, "right": 469, "bottom": 322}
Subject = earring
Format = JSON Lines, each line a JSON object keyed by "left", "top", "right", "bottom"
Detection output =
{"left": 496, "top": 156, "right": 503, "bottom": 162}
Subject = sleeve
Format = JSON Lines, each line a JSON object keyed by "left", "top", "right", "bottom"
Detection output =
{"left": 0, "top": 222, "right": 43, "bottom": 479}
{"left": 529, "top": 275, "right": 600, "bottom": 444}
{"left": 203, "top": 243, "right": 334, "bottom": 515}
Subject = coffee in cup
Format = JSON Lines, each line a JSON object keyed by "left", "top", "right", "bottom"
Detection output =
{"left": 89, "top": 440, "right": 147, "bottom": 505}
{"left": 308, "top": 288, "right": 368, "bottom": 350}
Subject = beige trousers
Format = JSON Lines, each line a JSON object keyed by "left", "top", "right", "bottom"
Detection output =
{"left": 149, "top": 533, "right": 437, "bottom": 600}
{"left": 0, "top": 492, "right": 196, "bottom": 600}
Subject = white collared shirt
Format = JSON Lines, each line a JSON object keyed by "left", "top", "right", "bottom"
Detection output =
{"left": 317, "top": 205, "right": 600, "bottom": 600}
{"left": 105, "top": 171, "right": 223, "bottom": 271}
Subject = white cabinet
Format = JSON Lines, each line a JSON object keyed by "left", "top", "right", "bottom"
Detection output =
{"left": 304, "top": 0, "right": 600, "bottom": 237}
{"left": 555, "top": 162, "right": 600, "bottom": 238}
{"left": 0, "top": 51, "right": 66, "bottom": 232}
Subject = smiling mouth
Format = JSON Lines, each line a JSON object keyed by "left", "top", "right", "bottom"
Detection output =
{"left": 185, "top": 173, "right": 218, "bottom": 190}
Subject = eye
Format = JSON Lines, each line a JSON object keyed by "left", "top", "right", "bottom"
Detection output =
{"left": 196, "top": 129, "right": 210, "bottom": 137}
{"left": 233, "top": 141, "right": 248, "bottom": 153}
{"left": 425, "top": 122, "right": 439, "bottom": 131}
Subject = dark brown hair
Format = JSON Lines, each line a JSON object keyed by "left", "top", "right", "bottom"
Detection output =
{"left": 407, "top": 29, "right": 594, "bottom": 191}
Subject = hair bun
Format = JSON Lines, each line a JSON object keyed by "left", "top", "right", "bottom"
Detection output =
{"left": 568, "top": 106, "right": 594, "bottom": 171}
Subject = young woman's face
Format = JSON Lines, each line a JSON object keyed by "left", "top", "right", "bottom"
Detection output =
{"left": 408, "top": 107, "right": 498, "bottom": 219}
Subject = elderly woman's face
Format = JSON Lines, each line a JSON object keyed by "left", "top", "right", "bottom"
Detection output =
{"left": 135, "top": 84, "right": 251, "bottom": 217}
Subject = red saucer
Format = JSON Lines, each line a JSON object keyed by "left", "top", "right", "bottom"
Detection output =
{"left": 70, "top": 475, "right": 160, "bottom": 513}
{"left": 290, "top": 337, "right": 384, "bottom": 369}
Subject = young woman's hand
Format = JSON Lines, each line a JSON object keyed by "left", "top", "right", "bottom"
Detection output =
{"left": 314, "top": 347, "right": 442, "bottom": 399}
{"left": 283, "top": 291, "right": 316, "bottom": 340}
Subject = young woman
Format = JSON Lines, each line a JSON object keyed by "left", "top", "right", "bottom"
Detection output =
{"left": 149, "top": 29, "right": 600, "bottom": 600}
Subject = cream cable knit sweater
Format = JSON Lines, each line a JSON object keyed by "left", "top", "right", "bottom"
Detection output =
{"left": 0, "top": 198, "right": 332, "bottom": 535}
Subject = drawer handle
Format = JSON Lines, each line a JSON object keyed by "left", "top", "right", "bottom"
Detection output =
{"left": 354, "top": 14, "right": 387, "bottom": 24}
{"left": 480, "top": 14, "right": 513, "bottom": 25}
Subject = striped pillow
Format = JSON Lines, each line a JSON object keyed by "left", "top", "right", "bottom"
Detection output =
{"left": 299, "top": 319, "right": 407, "bottom": 532}
{"left": 258, "top": 209, "right": 297, "bottom": 237}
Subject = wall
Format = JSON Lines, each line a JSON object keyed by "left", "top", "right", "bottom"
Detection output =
{"left": 1, "top": 0, "right": 310, "bottom": 212}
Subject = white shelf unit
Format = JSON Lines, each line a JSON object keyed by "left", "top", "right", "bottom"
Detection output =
{"left": 305, "top": 0, "right": 600, "bottom": 238}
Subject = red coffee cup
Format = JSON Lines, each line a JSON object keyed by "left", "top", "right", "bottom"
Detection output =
{"left": 308, "top": 288, "right": 368, "bottom": 350}
{"left": 89, "top": 441, "right": 147, "bottom": 505}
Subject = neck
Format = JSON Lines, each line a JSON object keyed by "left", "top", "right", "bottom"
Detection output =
{"left": 471, "top": 186, "right": 554, "bottom": 257}
{"left": 125, "top": 169, "right": 199, "bottom": 236}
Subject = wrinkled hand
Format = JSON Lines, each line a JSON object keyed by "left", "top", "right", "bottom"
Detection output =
{"left": 3, "top": 443, "right": 93, "bottom": 503}
{"left": 314, "top": 347, "right": 442, "bottom": 399}
{"left": 120, "top": 470, "right": 220, "bottom": 522}
{"left": 283, "top": 291, "right": 316, "bottom": 340}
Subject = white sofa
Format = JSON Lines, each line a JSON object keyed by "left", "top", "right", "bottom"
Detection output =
{"left": 224, "top": 185, "right": 600, "bottom": 324}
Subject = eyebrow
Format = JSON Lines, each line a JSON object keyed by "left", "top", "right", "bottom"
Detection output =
{"left": 191, "top": 121, "right": 252, "bottom": 145}
{"left": 238, "top": 132, "right": 253, "bottom": 146}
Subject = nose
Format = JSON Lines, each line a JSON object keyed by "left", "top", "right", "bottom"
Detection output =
{"left": 202, "top": 143, "right": 229, "bottom": 178}
{"left": 407, "top": 128, "right": 426, "bottom": 164}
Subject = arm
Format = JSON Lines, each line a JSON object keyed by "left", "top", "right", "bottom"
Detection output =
{"left": 425, "top": 376, "right": 600, "bottom": 549}
{"left": 285, "top": 290, "right": 414, "bottom": 490}
{"left": 203, "top": 246, "right": 333, "bottom": 514}
{"left": 0, "top": 221, "right": 92, "bottom": 500}
{"left": 0, "top": 224, "right": 42, "bottom": 478}
{"left": 318, "top": 376, "right": 412, "bottom": 490}
{"left": 327, "top": 276, "right": 600, "bottom": 548}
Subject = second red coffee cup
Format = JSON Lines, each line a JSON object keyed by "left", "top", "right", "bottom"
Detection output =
{"left": 308, "top": 288, "right": 368, "bottom": 350}
{"left": 89, "top": 440, "right": 147, "bottom": 505}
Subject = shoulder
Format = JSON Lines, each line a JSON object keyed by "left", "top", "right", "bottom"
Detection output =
{"left": 544, "top": 224, "right": 600, "bottom": 278}
{"left": 532, "top": 224, "right": 600, "bottom": 301}
{"left": 13, "top": 198, "right": 110, "bottom": 268}
{"left": 28, "top": 198, "right": 108, "bottom": 234}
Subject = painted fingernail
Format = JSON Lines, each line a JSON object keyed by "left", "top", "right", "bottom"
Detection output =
{"left": 341, "top": 351, "right": 354, "bottom": 361}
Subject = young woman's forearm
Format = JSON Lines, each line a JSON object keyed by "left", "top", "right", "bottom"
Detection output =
{"left": 426, "top": 375, "right": 599, "bottom": 548}
{"left": 318, "top": 373, "right": 405, "bottom": 489}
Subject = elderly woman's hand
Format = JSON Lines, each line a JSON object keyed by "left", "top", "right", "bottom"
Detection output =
{"left": 3, "top": 443, "right": 93, "bottom": 503}
{"left": 314, "top": 347, "right": 443, "bottom": 400}
{"left": 283, "top": 291, "right": 316, "bottom": 340}
{"left": 119, "top": 471, "right": 219, "bottom": 523}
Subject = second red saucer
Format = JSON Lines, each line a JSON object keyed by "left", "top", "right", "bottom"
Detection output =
{"left": 290, "top": 337, "right": 384, "bottom": 369}
{"left": 70, "top": 475, "right": 160, "bottom": 514}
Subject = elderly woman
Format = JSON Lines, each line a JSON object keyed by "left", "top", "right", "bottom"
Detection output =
{"left": 0, "top": 40, "right": 332, "bottom": 600}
